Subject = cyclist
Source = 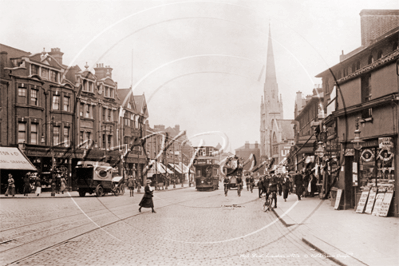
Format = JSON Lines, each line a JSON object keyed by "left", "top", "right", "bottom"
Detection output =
{"left": 268, "top": 175, "right": 278, "bottom": 208}
{"left": 249, "top": 174, "right": 254, "bottom": 193}
{"left": 223, "top": 176, "right": 230, "bottom": 196}
{"left": 236, "top": 174, "right": 243, "bottom": 197}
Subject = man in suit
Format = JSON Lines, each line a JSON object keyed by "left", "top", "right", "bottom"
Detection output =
{"left": 268, "top": 175, "right": 278, "bottom": 208}
{"left": 258, "top": 176, "right": 264, "bottom": 198}
{"left": 294, "top": 171, "right": 304, "bottom": 200}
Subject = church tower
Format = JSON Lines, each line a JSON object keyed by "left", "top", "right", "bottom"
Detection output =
{"left": 260, "top": 26, "right": 284, "bottom": 158}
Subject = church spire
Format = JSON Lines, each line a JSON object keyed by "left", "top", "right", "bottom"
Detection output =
{"left": 265, "top": 25, "right": 277, "bottom": 86}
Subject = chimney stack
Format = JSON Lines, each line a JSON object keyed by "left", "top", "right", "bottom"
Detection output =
{"left": 245, "top": 141, "right": 250, "bottom": 149}
{"left": 94, "top": 63, "right": 113, "bottom": 79}
{"left": 0, "top": 51, "right": 8, "bottom": 78}
{"left": 360, "top": 10, "right": 399, "bottom": 47}
{"left": 49, "top": 48, "right": 64, "bottom": 65}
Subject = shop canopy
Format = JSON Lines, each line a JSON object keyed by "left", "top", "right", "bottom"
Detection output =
{"left": 168, "top": 163, "right": 182, "bottom": 174}
{"left": 147, "top": 161, "right": 173, "bottom": 177}
{"left": 0, "top": 147, "right": 37, "bottom": 171}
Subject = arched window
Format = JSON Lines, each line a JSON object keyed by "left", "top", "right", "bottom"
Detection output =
{"left": 273, "top": 132, "right": 277, "bottom": 143}
{"left": 356, "top": 61, "right": 360, "bottom": 70}
{"left": 393, "top": 41, "right": 398, "bottom": 51}
{"left": 377, "top": 50, "right": 383, "bottom": 59}
{"left": 352, "top": 63, "right": 356, "bottom": 73}
{"left": 368, "top": 55, "right": 374, "bottom": 64}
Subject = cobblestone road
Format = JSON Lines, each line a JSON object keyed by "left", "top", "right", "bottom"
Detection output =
{"left": 1, "top": 186, "right": 337, "bottom": 266}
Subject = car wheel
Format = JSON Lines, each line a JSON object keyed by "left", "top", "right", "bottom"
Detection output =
{"left": 95, "top": 185, "right": 104, "bottom": 197}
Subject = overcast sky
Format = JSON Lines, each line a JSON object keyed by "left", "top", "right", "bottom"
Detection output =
{"left": 1, "top": 0, "right": 397, "bottom": 152}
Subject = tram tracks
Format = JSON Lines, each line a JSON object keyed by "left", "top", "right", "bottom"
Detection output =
{"left": 1, "top": 190, "right": 220, "bottom": 266}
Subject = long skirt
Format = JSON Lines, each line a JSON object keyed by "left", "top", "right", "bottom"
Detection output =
{"left": 60, "top": 183, "right": 66, "bottom": 192}
{"left": 139, "top": 196, "right": 154, "bottom": 208}
{"left": 5, "top": 186, "right": 15, "bottom": 196}
{"left": 23, "top": 184, "right": 31, "bottom": 194}
{"left": 35, "top": 186, "right": 41, "bottom": 195}
{"left": 283, "top": 188, "right": 289, "bottom": 199}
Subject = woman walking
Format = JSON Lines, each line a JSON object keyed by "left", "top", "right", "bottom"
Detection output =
{"left": 282, "top": 175, "right": 291, "bottom": 202}
{"left": 60, "top": 175, "right": 66, "bottom": 194}
{"left": 127, "top": 177, "right": 135, "bottom": 197}
{"left": 23, "top": 172, "right": 31, "bottom": 196}
{"left": 139, "top": 180, "right": 156, "bottom": 213}
{"left": 35, "top": 175, "right": 42, "bottom": 196}
{"left": 5, "top": 174, "right": 15, "bottom": 197}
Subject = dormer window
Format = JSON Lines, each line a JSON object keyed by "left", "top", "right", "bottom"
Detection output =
{"left": 31, "top": 64, "right": 39, "bottom": 75}
{"left": 368, "top": 55, "right": 374, "bottom": 64}
{"left": 50, "top": 70, "right": 57, "bottom": 82}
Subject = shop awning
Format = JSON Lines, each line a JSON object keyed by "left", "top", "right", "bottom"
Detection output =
{"left": 0, "top": 147, "right": 37, "bottom": 171}
{"left": 169, "top": 163, "right": 182, "bottom": 174}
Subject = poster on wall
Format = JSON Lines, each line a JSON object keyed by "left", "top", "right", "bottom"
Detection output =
{"left": 334, "top": 189, "right": 343, "bottom": 210}
{"left": 356, "top": 191, "right": 369, "bottom": 213}
{"left": 364, "top": 189, "right": 377, "bottom": 214}
{"left": 372, "top": 193, "right": 385, "bottom": 216}
{"left": 379, "top": 192, "right": 394, "bottom": 217}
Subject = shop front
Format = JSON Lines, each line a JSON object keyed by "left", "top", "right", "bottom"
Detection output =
{"left": 0, "top": 147, "right": 37, "bottom": 194}
{"left": 355, "top": 137, "right": 396, "bottom": 216}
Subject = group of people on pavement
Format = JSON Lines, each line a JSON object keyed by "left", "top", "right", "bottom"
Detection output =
{"left": 221, "top": 168, "right": 319, "bottom": 209}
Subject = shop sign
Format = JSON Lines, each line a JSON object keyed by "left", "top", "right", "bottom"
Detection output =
{"left": 378, "top": 192, "right": 393, "bottom": 217}
{"left": 355, "top": 191, "right": 369, "bottom": 213}
{"left": 362, "top": 139, "right": 378, "bottom": 148}
{"left": 361, "top": 149, "right": 374, "bottom": 162}
{"left": 334, "top": 189, "right": 343, "bottom": 210}
{"left": 379, "top": 137, "right": 394, "bottom": 149}
{"left": 372, "top": 193, "right": 385, "bottom": 216}
{"left": 364, "top": 190, "right": 377, "bottom": 214}
{"left": 345, "top": 149, "right": 355, "bottom": 156}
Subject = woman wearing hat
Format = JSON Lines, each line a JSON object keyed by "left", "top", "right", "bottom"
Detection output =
{"left": 139, "top": 180, "right": 156, "bottom": 213}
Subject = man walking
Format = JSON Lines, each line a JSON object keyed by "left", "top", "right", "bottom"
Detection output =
{"left": 268, "top": 175, "right": 278, "bottom": 208}
{"left": 294, "top": 171, "right": 304, "bottom": 200}
{"left": 258, "top": 176, "right": 264, "bottom": 198}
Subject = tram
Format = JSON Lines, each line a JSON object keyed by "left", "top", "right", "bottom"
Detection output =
{"left": 193, "top": 146, "right": 220, "bottom": 191}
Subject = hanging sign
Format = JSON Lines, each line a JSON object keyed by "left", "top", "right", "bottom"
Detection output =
{"left": 378, "top": 192, "right": 393, "bottom": 217}
{"left": 356, "top": 191, "right": 369, "bottom": 213}
{"left": 378, "top": 137, "right": 394, "bottom": 149}
{"left": 372, "top": 193, "right": 385, "bottom": 216}
{"left": 334, "top": 189, "right": 343, "bottom": 210}
{"left": 364, "top": 189, "right": 377, "bottom": 214}
{"left": 361, "top": 149, "right": 374, "bottom": 162}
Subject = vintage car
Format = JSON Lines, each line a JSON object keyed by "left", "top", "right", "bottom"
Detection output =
{"left": 75, "top": 161, "right": 124, "bottom": 197}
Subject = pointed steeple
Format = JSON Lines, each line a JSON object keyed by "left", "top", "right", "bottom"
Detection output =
{"left": 265, "top": 24, "right": 277, "bottom": 84}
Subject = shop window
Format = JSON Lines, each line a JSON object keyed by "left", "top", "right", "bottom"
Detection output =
{"left": 63, "top": 96, "right": 70, "bottom": 111}
{"left": 30, "top": 123, "right": 38, "bottom": 144}
{"left": 18, "top": 122, "right": 26, "bottom": 143}
{"left": 52, "top": 95, "right": 60, "bottom": 110}
{"left": 64, "top": 127, "right": 70, "bottom": 147}
{"left": 17, "top": 86, "right": 27, "bottom": 104}
{"left": 30, "top": 88, "right": 38, "bottom": 106}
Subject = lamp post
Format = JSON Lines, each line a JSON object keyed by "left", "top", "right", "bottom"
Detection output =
{"left": 352, "top": 117, "right": 364, "bottom": 187}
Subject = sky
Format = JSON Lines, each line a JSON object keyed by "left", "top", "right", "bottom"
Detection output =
{"left": 1, "top": 0, "right": 398, "bottom": 152}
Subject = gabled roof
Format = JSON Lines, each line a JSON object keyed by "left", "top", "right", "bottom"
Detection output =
{"left": 29, "top": 53, "right": 64, "bottom": 69}
{"left": 118, "top": 88, "right": 138, "bottom": 113}
{"left": 0, "top": 44, "right": 30, "bottom": 66}
{"left": 133, "top": 94, "right": 149, "bottom": 118}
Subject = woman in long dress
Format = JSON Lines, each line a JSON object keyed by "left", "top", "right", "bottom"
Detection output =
{"left": 60, "top": 176, "right": 66, "bottom": 194}
{"left": 139, "top": 180, "right": 156, "bottom": 213}
{"left": 35, "top": 176, "right": 42, "bottom": 196}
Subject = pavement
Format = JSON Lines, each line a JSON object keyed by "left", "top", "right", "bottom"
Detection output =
{"left": 271, "top": 193, "right": 399, "bottom": 266}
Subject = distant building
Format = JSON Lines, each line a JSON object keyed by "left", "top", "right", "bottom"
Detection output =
{"left": 235, "top": 141, "right": 261, "bottom": 171}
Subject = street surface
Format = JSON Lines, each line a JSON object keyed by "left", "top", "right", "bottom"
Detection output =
{"left": 0, "top": 185, "right": 336, "bottom": 266}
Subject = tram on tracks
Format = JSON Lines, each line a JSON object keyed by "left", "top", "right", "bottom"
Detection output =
{"left": 193, "top": 146, "right": 220, "bottom": 191}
